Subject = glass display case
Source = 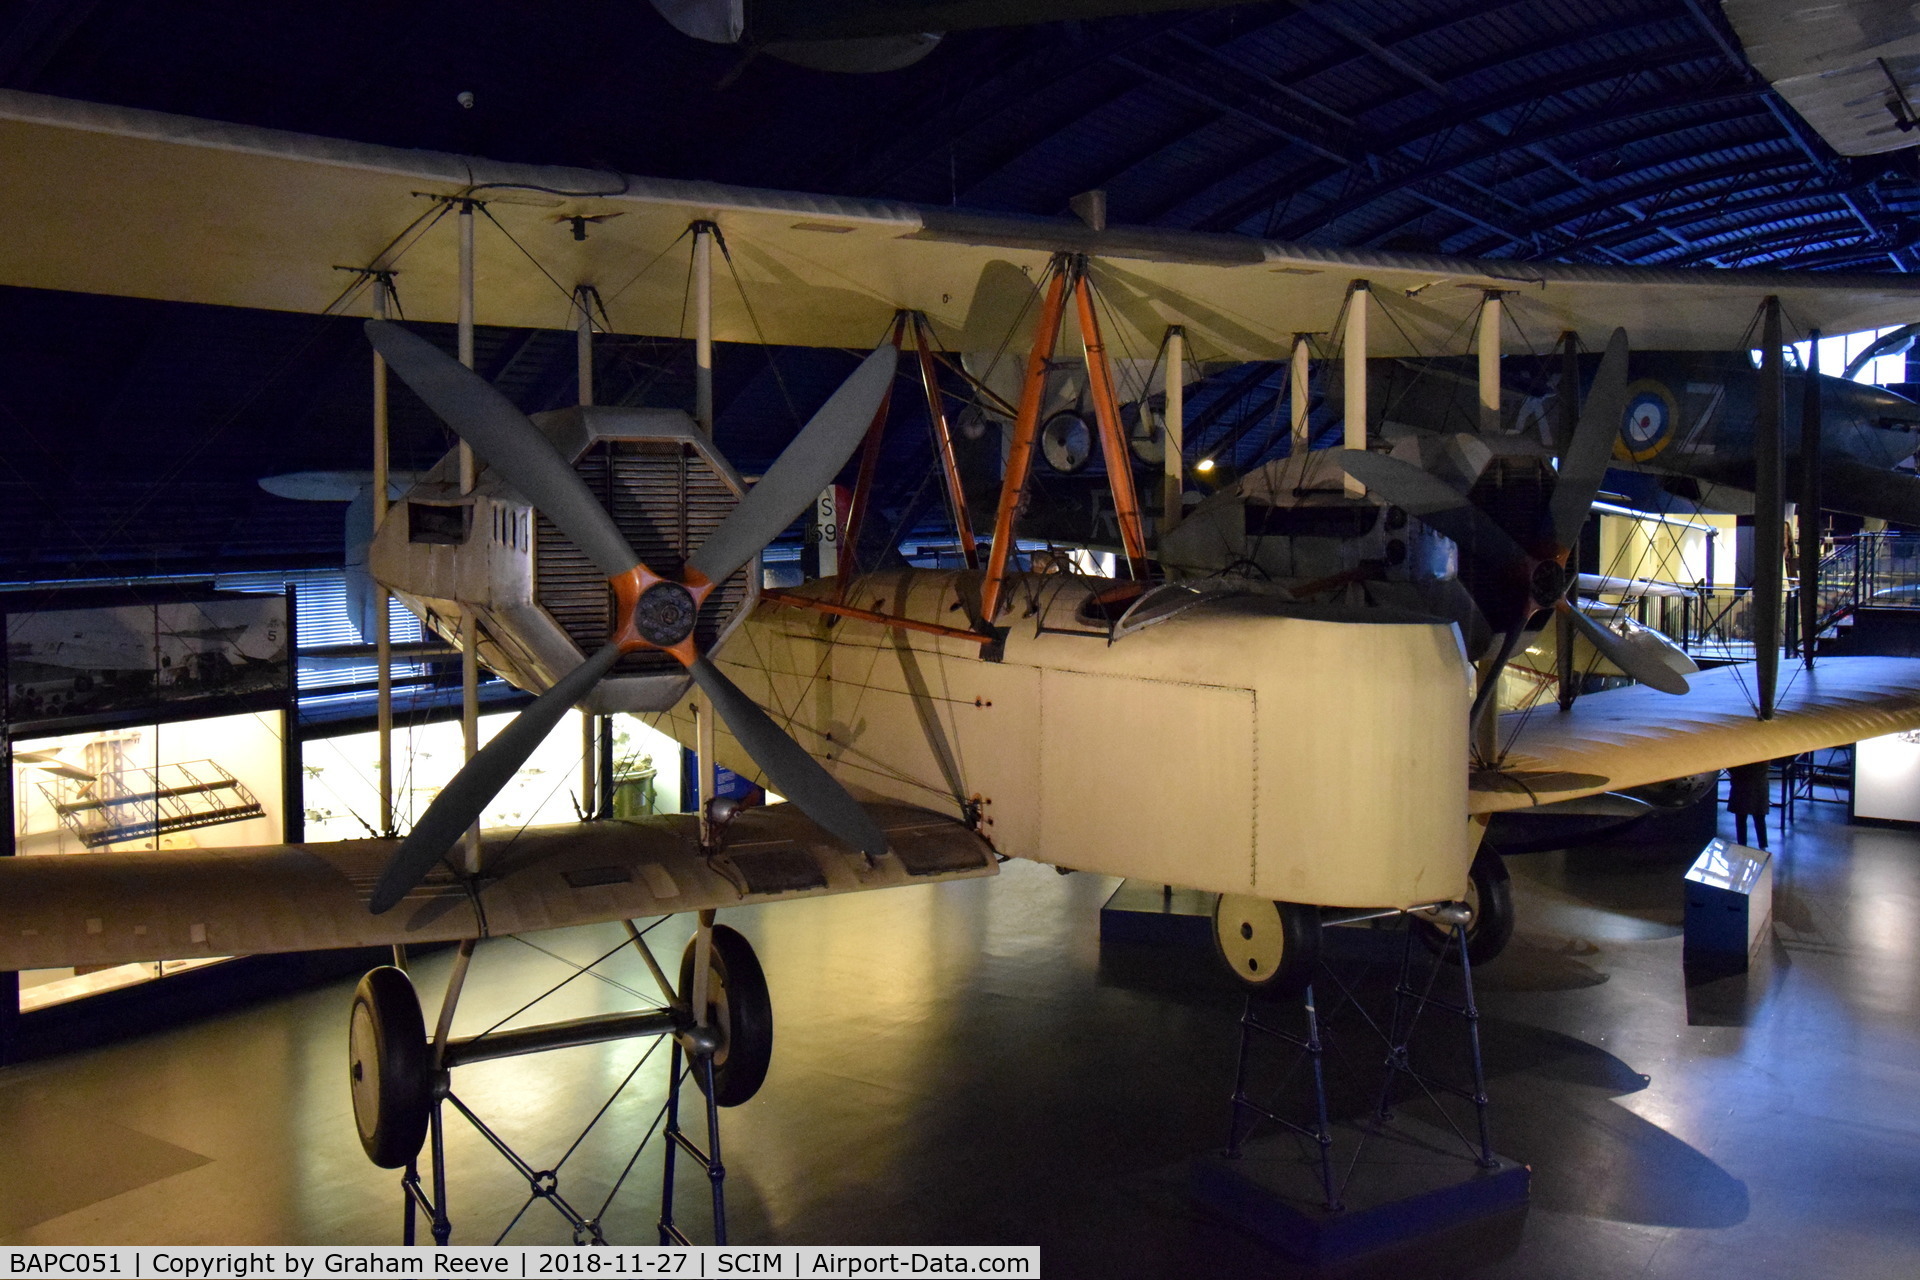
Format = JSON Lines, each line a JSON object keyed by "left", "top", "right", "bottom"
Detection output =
{"left": 3, "top": 586, "right": 294, "bottom": 1026}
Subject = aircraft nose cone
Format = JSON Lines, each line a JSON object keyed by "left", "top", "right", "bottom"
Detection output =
{"left": 631, "top": 581, "right": 698, "bottom": 647}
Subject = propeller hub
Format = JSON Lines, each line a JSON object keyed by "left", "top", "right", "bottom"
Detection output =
{"left": 631, "top": 581, "right": 699, "bottom": 648}
{"left": 1528, "top": 559, "right": 1567, "bottom": 608}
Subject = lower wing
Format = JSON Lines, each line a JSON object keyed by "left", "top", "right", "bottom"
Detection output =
{"left": 0, "top": 802, "right": 996, "bottom": 971}
{"left": 1471, "top": 655, "right": 1920, "bottom": 814}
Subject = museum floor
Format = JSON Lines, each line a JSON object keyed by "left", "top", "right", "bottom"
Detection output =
{"left": 1, "top": 801, "right": 1917, "bottom": 1279}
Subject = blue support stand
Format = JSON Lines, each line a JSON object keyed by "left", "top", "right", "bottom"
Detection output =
{"left": 1192, "top": 913, "right": 1529, "bottom": 1263}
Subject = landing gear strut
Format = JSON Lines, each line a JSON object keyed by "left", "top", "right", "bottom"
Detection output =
{"left": 347, "top": 916, "right": 773, "bottom": 1245}
{"left": 1415, "top": 848, "right": 1514, "bottom": 966}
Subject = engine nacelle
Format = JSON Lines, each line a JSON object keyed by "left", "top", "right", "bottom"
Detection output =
{"left": 370, "top": 405, "right": 758, "bottom": 713}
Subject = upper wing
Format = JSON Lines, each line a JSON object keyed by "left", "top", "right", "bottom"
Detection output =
{"left": 4, "top": 90, "right": 1919, "bottom": 358}
{"left": 1471, "top": 655, "right": 1920, "bottom": 814}
{"left": 0, "top": 802, "right": 995, "bottom": 972}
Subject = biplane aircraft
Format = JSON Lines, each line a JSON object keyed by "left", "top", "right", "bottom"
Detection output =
{"left": 10, "top": 88, "right": 1920, "bottom": 1237}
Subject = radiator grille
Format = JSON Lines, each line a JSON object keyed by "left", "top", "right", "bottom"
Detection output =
{"left": 534, "top": 441, "right": 750, "bottom": 676}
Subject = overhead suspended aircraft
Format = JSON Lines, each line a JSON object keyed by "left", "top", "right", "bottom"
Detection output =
{"left": 648, "top": 0, "right": 1270, "bottom": 73}
{"left": 9, "top": 89, "right": 1920, "bottom": 1236}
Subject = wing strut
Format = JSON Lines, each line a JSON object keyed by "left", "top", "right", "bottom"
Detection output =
{"left": 1799, "top": 327, "right": 1823, "bottom": 671}
{"left": 1755, "top": 296, "right": 1785, "bottom": 719}
{"left": 978, "top": 255, "right": 1152, "bottom": 627}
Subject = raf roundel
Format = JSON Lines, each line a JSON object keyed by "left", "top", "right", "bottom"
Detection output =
{"left": 1614, "top": 380, "right": 1680, "bottom": 462}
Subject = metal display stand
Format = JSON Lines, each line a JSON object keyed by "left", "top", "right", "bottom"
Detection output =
{"left": 1198, "top": 911, "right": 1527, "bottom": 1263}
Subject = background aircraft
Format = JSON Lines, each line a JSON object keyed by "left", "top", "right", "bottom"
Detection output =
{"left": 258, "top": 471, "right": 427, "bottom": 643}
{"left": 1366, "top": 350, "right": 1920, "bottom": 523}
{"left": 650, "top": 0, "right": 1264, "bottom": 73}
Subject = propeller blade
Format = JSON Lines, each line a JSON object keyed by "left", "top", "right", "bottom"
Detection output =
{"left": 1418, "top": 578, "right": 1496, "bottom": 661}
{"left": 1334, "top": 449, "right": 1528, "bottom": 574}
{"left": 366, "top": 321, "right": 640, "bottom": 580}
{"left": 1562, "top": 602, "right": 1690, "bottom": 694}
{"left": 1335, "top": 448, "right": 1469, "bottom": 514}
{"left": 688, "top": 655, "right": 889, "bottom": 858}
{"left": 1549, "top": 327, "right": 1630, "bottom": 550}
{"left": 370, "top": 643, "right": 625, "bottom": 914}
{"left": 688, "top": 344, "right": 898, "bottom": 585}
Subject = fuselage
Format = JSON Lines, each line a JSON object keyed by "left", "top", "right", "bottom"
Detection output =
{"left": 1373, "top": 351, "right": 1920, "bottom": 498}
{"left": 648, "top": 570, "right": 1475, "bottom": 910}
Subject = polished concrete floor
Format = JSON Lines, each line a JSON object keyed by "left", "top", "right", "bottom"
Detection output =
{"left": 2, "top": 803, "right": 1918, "bottom": 1277}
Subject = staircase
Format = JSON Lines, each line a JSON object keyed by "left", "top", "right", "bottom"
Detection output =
{"left": 1666, "top": 533, "right": 1920, "bottom": 662}
{"left": 1802, "top": 533, "right": 1920, "bottom": 657}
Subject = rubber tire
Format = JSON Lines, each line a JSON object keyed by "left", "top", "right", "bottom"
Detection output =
{"left": 1417, "top": 848, "right": 1515, "bottom": 967}
{"left": 679, "top": 925, "right": 774, "bottom": 1107}
{"left": 348, "top": 966, "right": 432, "bottom": 1169}
{"left": 1212, "top": 896, "right": 1323, "bottom": 1000}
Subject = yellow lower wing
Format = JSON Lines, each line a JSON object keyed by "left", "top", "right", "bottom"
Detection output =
{"left": 0, "top": 803, "right": 996, "bottom": 971}
{"left": 1472, "top": 656, "right": 1920, "bottom": 814}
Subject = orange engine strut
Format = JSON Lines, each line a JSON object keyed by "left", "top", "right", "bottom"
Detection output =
{"left": 839, "top": 313, "right": 907, "bottom": 582}
{"left": 1073, "top": 270, "right": 1150, "bottom": 575}
{"left": 913, "top": 312, "right": 980, "bottom": 572}
{"left": 979, "top": 261, "right": 1072, "bottom": 626}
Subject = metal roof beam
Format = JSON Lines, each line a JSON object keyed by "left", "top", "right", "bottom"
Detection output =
{"left": 1190, "top": 57, "right": 1750, "bottom": 235}
{"left": 1254, "top": 88, "right": 1766, "bottom": 242}
{"left": 1113, "top": 15, "right": 1715, "bottom": 229}
{"left": 1107, "top": 50, "right": 1598, "bottom": 261}
{"left": 1505, "top": 153, "right": 1824, "bottom": 256}
{"left": 0, "top": 0, "right": 103, "bottom": 86}
{"left": 1568, "top": 177, "right": 1846, "bottom": 255}
{"left": 1674, "top": 0, "right": 1883, "bottom": 251}
{"left": 1282, "top": 1, "right": 1705, "bottom": 232}
{"left": 1663, "top": 218, "right": 1885, "bottom": 269}
{"left": 833, "top": 17, "right": 1187, "bottom": 199}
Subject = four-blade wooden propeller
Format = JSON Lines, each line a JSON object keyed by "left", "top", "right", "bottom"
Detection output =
{"left": 363, "top": 320, "right": 897, "bottom": 914}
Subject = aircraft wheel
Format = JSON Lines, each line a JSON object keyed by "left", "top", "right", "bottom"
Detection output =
{"left": 1212, "top": 895, "right": 1321, "bottom": 999}
{"left": 1416, "top": 848, "right": 1515, "bottom": 966}
{"left": 679, "top": 925, "right": 773, "bottom": 1107}
{"left": 348, "top": 966, "right": 432, "bottom": 1169}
